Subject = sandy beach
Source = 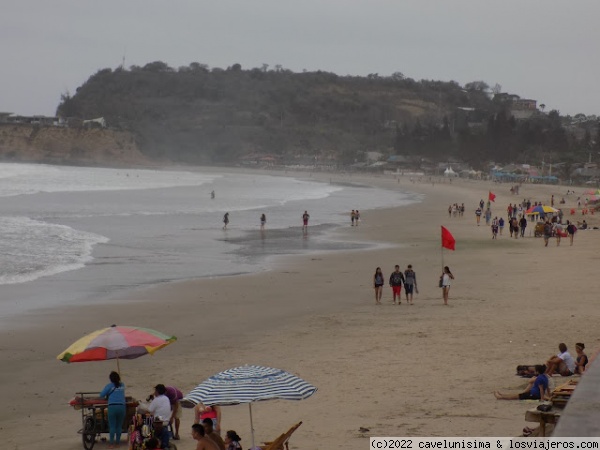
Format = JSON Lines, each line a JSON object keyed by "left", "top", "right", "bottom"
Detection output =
{"left": 2, "top": 172, "right": 598, "bottom": 450}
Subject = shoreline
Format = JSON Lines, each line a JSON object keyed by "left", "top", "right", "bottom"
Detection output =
{"left": 2, "top": 172, "right": 599, "bottom": 450}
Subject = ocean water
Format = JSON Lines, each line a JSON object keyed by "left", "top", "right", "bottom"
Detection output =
{"left": 0, "top": 162, "right": 421, "bottom": 322}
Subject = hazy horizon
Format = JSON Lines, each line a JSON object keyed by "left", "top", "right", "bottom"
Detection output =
{"left": 2, "top": 0, "right": 599, "bottom": 117}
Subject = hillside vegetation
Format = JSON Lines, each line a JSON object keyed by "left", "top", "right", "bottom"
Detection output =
{"left": 57, "top": 62, "right": 600, "bottom": 170}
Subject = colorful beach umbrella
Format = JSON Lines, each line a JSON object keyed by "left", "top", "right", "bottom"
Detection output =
{"left": 525, "top": 205, "right": 558, "bottom": 215}
{"left": 588, "top": 195, "right": 600, "bottom": 203}
{"left": 583, "top": 189, "right": 600, "bottom": 195}
{"left": 182, "top": 365, "right": 317, "bottom": 448}
{"left": 57, "top": 325, "right": 176, "bottom": 371}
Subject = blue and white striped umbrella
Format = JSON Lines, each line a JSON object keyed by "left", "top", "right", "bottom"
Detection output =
{"left": 182, "top": 365, "right": 317, "bottom": 406}
{"left": 182, "top": 365, "right": 317, "bottom": 448}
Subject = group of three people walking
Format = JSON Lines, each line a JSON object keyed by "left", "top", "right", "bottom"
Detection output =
{"left": 373, "top": 264, "right": 418, "bottom": 305}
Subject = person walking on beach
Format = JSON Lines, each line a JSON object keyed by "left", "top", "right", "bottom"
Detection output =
{"left": 302, "top": 211, "right": 310, "bottom": 232}
{"left": 389, "top": 265, "right": 405, "bottom": 304}
{"left": 440, "top": 266, "right": 454, "bottom": 305}
{"left": 543, "top": 220, "right": 552, "bottom": 247}
{"left": 519, "top": 215, "right": 527, "bottom": 238}
{"left": 491, "top": 217, "right": 499, "bottom": 239}
{"left": 351, "top": 210, "right": 356, "bottom": 226}
{"left": 498, "top": 216, "right": 505, "bottom": 235}
{"left": 373, "top": 267, "right": 384, "bottom": 305}
{"left": 210, "top": 190, "right": 215, "bottom": 199}
{"left": 99, "top": 371, "right": 126, "bottom": 449}
{"left": 554, "top": 221, "right": 563, "bottom": 246}
{"left": 475, "top": 207, "right": 482, "bottom": 226}
{"left": 510, "top": 217, "right": 519, "bottom": 239}
{"left": 404, "top": 264, "right": 418, "bottom": 305}
{"left": 222, "top": 212, "right": 229, "bottom": 230}
{"left": 260, "top": 213, "right": 266, "bottom": 230}
{"left": 566, "top": 220, "right": 577, "bottom": 245}
{"left": 355, "top": 210, "right": 360, "bottom": 225}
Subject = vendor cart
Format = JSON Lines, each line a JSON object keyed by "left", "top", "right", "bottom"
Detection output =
{"left": 70, "top": 392, "right": 138, "bottom": 450}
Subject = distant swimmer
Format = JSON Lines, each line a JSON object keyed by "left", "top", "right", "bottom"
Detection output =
{"left": 222, "top": 212, "right": 229, "bottom": 230}
{"left": 302, "top": 211, "right": 310, "bottom": 232}
{"left": 260, "top": 213, "right": 266, "bottom": 230}
{"left": 210, "top": 190, "right": 215, "bottom": 199}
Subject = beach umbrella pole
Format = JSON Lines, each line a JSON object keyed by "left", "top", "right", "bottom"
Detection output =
{"left": 249, "top": 403, "right": 256, "bottom": 449}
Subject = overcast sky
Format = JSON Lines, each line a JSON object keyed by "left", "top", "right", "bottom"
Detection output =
{"left": 2, "top": 0, "right": 598, "bottom": 117}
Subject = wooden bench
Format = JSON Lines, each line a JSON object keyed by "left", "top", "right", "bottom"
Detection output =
{"left": 525, "top": 408, "right": 561, "bottom": 437}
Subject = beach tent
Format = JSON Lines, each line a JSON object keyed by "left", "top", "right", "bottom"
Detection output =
{"left": 444, "top": 167, "right": 458, "bottom": 177}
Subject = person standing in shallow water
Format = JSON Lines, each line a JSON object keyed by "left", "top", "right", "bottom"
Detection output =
{"left": 260, "top": 213, "right": 266, "bottom": 230}
{"left": 302, "top": 211, "right": 310, "bottom": 232}
{"left": 222, "top": 212, "right": 229, "bottom": 230}
{"left": 373, "top": 267, "right": 384, "bottom": 305}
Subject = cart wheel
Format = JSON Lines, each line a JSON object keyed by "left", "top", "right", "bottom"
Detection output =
{"left": 82, "top": 417, "right": 96, "bottom": 450}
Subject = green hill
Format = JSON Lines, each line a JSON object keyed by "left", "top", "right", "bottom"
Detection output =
{"left": 57, "top": 62, "right": 599, "bottom": 170}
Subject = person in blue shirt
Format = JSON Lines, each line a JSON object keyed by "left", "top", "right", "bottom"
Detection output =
{"left": 494, "top": 365, "right": 549, "bottom": 400}
{"left": 99, "top": 371, "right": 126, "bottom": 448}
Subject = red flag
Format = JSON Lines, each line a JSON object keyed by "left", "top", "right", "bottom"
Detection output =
{"left": 489, "top": 191, "right": 496, "bottom": 202}
{"left": 441, "top": 226, "right": 455, "bottom": 251}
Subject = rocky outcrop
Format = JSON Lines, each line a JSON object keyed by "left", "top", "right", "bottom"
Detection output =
{"left": 0, "top": 125, "right": 152, "bottom": 167}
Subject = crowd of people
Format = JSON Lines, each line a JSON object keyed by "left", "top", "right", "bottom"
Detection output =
{"left": 464, "top": 195, "right": 586, "bottom": 246}
{"left": 98, "top": 373, "right": 243, "bottom": 450}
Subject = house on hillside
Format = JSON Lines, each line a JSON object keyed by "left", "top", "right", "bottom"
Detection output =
{"left": 493, "top": 93, "right": 538, "bottom": 120}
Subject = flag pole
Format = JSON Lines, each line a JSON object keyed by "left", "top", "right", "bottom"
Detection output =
{"left": 440, "top": 227, "right": 444, "bottom": 273}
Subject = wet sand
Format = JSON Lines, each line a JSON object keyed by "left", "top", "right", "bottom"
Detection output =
{"left": 2, "top": 173, "right": 598, "bottom": 449}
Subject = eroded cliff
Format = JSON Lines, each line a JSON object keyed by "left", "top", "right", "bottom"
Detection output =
{"left": 0, "top": 125, "right": 151, "bottom": 167}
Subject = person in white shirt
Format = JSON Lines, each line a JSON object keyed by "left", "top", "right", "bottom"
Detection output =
{"left": 138, "top": 384, "right": 172, "bottom": 424}
{"left": 545, "top": 343, "right": 576, "bottom": 376}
